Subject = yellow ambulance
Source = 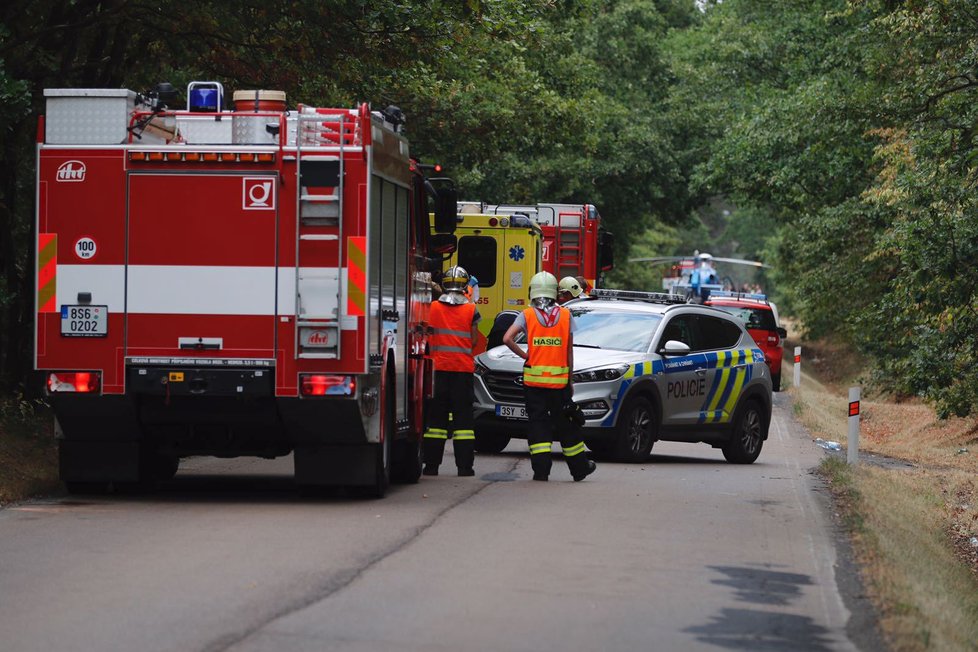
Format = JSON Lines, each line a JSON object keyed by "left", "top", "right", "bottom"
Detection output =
{"left": 439, "top": 206, "right": 543, "bottom": 343}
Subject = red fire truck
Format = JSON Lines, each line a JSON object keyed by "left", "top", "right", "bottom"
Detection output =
{"left": 35, "top": 84, "right": 457, "bottom": 496}
{"left": 483, "top": 203, "right": 614, "bottom": 286}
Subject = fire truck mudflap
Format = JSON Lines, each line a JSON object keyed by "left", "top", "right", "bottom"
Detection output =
{"left": 36, "top": 86, "right": 457, "bottom": 496}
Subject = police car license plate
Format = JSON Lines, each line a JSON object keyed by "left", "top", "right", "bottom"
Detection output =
{"left": 496, "top": 404, "right": 527, "bottom": 420}
{"left": 60, "top": 305, "right": 108, "bottom": 337}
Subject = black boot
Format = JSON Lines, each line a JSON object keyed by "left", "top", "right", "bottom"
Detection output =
{"left": 423, "top": 465, "right": 439, "bottom": 476}
{"left": 454, "top": 438, "right": 475, "bottom": 477}
{"left": 572, "top": 459, "right": 597, "bottom": 482}
{"left": 423, "top": 436, "right": 446, "bottom": 470}
{"left": 530, "top": 453, "right": 552, "bottom": 481}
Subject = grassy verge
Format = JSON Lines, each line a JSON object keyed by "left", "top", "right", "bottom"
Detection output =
{"left": 0, "top": 396, "right": 59, "bottom": 505}
{"left": 788, "top": 335, "right": 978, "bottom": 652}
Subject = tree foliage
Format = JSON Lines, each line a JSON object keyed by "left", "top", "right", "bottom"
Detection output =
{"left": 8, "top": 0, "right": 972, "bottom": 417}
{"left": 0, "top": 0, "right": 696, "bottom": 391}
{"left": 666, "top": 0, "right": 978, "bottom": 416}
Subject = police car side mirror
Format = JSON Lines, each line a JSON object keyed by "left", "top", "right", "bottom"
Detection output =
{"left": 660, "top": 340, "right": 690, "bottom": 356}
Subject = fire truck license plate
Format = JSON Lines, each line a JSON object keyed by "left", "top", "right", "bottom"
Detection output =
{"left": 60, "top": 305, "right": 108, "bottom": 337}
{"left": 496, "top": 404, "right": 527, "bottom": 420}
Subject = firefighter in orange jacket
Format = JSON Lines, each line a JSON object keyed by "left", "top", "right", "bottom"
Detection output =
{"left": 423, "top": 265, "right": 481, "bottom": 477}
{"left": 502, "top": 271, "right": 597, "bottom": 482}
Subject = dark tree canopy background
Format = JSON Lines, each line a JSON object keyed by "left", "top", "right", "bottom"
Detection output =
{"left": 3, "top": 0, "right": 977, "bottom": 417}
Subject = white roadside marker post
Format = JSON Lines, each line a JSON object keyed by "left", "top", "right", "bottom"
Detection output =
{"left": 848, "top": 387, "right": 860, "bottom": 465}
{"left": 793, "top": 346, "right": 801, "bottom": 388}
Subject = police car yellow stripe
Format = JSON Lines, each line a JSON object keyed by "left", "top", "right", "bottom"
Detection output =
{"left": 721, "top": 368, "right": 748, "bottom": 418}
{"left": 698, "top": 348, "right": 755, "bottom": 423}
{"left": 707, "top": 368, "right": 731, "bottom": 413}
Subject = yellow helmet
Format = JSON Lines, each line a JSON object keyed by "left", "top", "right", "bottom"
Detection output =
{"left": 528, "top": 271, "right": 558, "bottom": 300}
{"left": 558, "top": 276, "right": 583, "bottom": 298}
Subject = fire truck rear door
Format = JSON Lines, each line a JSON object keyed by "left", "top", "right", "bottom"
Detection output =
{"left": 125, "top": 173, "right": 278, "bottom": 359}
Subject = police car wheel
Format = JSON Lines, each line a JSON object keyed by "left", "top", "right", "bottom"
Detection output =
{"left": 722, "top": 400, "right": 764, "bottom": 464}
{"left": 613, "top": 396, "right": 656, "bottom": 462}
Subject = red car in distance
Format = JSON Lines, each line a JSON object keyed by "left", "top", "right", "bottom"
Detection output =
{"left": 706, "top": 292, "right": 787, "bottom": 391}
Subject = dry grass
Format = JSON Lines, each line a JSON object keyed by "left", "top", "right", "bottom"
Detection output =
{"left": 0, "top": 400, "right": 59, "bottom": 505}
{"left": 788, "top": 334, "right": 978, "bottom": 652}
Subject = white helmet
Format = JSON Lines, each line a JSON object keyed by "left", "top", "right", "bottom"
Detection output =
{"left": 441, "top": 266, "right": 470, "bottom": 293}
{"left": 528, "top": 271, "right": 558, "bottom": 300}
{"left": 558, "top": 276, "right": 582, "bottom": 298}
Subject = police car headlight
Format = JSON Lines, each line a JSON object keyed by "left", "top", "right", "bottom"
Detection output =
{"left": 474, "top": 361, "right": 489, "bottom": 377}
{"left": 573, "top": 364, "right": 629, "bottom": 383}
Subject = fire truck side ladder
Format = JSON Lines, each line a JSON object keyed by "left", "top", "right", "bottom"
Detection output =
{"left": 293, "top": 110, "right": 353, "bottom": 360}
{"left": 556, "top": 210, "right": 583, "bottom": 279}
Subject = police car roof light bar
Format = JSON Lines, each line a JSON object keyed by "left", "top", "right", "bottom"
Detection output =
{"left": 709, "top": 290, "right": 769, "bottom": 302}
{"left": 590, "top": 288, "right": 688, "bottom": 305}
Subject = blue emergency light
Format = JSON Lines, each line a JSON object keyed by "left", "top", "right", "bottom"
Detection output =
{"left": 187, "top": 81, "right": 224, "bottom": 112}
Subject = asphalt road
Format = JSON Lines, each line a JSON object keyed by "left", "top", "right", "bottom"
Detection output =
{"left": 0, "top": 394, "right": 863, "bottom": 652}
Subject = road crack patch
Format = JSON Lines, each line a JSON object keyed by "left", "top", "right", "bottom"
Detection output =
{"left": 203, "top": 456, "right": 522, "bottom": 652}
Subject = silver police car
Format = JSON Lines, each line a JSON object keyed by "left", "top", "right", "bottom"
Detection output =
{"left": 473, "top": 289, "right": 773, "bottom": 463}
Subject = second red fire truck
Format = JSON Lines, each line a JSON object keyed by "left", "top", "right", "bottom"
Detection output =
{"left": 484, "top": 202, "right": 614, "bottom": 287}
{"left": 36, "top": 83, "right": 457, "bottom": 497}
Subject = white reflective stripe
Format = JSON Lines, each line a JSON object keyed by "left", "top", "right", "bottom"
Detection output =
{"left": 57, "top": 265, "right": 126, "bottom": 312}
{"left": 430, "top": 345, "right": 472, "bottom": 354}
{"left": 57, "top": 265, "right": 356, "bottom": 320}
{"left": 128, "top": 265, "right": 277, "bottom": 315}
{"left": 431, "top": 327, "right": 471, "bottom": 338}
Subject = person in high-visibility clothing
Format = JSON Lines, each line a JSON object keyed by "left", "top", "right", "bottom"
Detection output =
{"left": 502, "top": 271, "right": 597, "bottom": 482}
{"left": 423, "top": 265, "right": 481, "bottom": 477}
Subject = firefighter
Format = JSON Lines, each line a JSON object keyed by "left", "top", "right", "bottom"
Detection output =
{"left": 423, "top": 265, "right": 481, "bottom": 477}
{"left": 574, "top": 275, "right": 592, "bottom": 297}
{"left": 557, "top": 276, "right": 583, "bottom": 304}
{"left": 501, "top": 271, "right": 597, "bottom": 482}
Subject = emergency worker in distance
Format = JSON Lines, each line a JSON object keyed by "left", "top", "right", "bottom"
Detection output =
{"left": 557, "top": 276, "right": 583, "bottom": 305}
{"left": 689, "top": 252, "right": 718, "bottom": 303}
{"left": 502, "top": 271, "right": 597, "bottom": 482}
{"left": 423, "top": 266, "right": 481, "bottom": 477}
{"left": 575, "top": 275, "right": 592, "bottom": 298}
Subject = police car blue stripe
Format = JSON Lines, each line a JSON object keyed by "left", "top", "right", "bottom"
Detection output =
{"left": 712, "top": 365, "right": 744, "bottom": 420}
{"left": 700, "top": 360, "right": 727, "bottom": 422}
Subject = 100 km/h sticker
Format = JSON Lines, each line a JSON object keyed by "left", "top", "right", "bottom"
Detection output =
{"left": 74, "top": 237, "right": 97, "bottom": 260}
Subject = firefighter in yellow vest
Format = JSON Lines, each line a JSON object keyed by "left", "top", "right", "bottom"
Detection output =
{"left": 502, "top": 271, "right": 597, "bottom": 482}
{"left": 423, "top": 265, "right": 481, "bottom": 477}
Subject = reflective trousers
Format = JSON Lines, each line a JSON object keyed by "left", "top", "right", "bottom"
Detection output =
{"left": 524, "top": 384, "right": 590, "bottom": 478}
{"left": 423, "top": 370, "right": 475, "bottom": 472}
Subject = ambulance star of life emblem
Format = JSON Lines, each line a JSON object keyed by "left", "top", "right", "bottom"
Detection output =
{"left": 509, "top": 245, "right": 525, "bottom": 262}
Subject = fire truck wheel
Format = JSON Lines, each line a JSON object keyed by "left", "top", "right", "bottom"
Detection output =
{"left": 392, "top": 435, "right": 423, "bottom": 484}
{"left": 64, "top": 481, "right": 110, "bottom": 495}
{"left": 146, "top": 452, "right": 179, "bottom": 482}
{"left": 357, "top": 382, "right": 394, "bottom": 498}
{"left": 474, "top": 432, "right": 510, "bottom": 454}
